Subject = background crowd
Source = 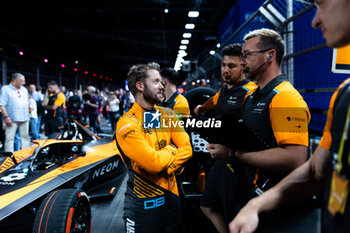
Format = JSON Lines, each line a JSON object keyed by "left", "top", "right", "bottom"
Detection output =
{"left": 0, "top": 73, "right": 135, "bottom": 152}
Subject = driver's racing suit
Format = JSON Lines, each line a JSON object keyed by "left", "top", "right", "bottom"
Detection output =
{"left": 116, "top": 102, "right": 192, "bottom": 233}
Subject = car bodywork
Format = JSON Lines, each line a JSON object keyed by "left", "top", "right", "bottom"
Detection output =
{"left": 0, "top": 120, "right": 126, "bottom": 232}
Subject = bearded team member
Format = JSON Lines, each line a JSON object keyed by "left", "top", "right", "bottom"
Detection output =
{"left": 230, "top": 0, "right": 350, "bottom": 232}
{"left": 116, "top": 62, "right": 192, "bottom": 233}
{"left": 193, "top": 43, "right": 256, "bottom": 233}
{"left": 194, "top": 44, "right": 256, "bottom": 119}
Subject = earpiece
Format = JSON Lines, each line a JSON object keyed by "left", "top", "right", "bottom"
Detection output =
{"left": 268, "top": 54, "right": 273, "bottom": 60}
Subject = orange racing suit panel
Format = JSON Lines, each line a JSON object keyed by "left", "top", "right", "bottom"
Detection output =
{"left": 116, "top": 102, "right": 192, "bottom": 196}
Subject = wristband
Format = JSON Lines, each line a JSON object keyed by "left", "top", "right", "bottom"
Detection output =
{"left": 4, "top": 116, "right": 9, "bottom": 120}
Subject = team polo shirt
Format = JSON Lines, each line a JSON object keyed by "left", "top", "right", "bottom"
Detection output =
{"left": 47, "top": 92, "right": 66, "bottom": 120}
{"left": 242, "top": 74, "right": 310, "bottom": 148}
{"left": 238, "top": 74, "right": 310, "bottom": 194}
{"left": 212, "top": 79, "right": 257, "bottom": 119}
{"left": 319, "top": 78, "right": 350, "bottom": 150}
{"left": 159, "top": 91, "right": 190, "bottom": 117}
{"left": 319, "top": 78, "right": 350, "bottom": 233}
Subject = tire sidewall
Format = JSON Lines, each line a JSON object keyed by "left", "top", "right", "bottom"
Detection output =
{"left": 32, "top": 189, "right": 91, "bottom": 233}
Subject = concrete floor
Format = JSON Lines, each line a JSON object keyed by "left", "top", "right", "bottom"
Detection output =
{"left": 91, "top": 174, "right": 127, "bottom": 233}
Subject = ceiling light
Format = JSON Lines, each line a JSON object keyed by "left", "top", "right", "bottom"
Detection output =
{"left": 185, "top": 24, "right": 195, "bottom": 29}
{"left": 164, "top": 8, "right": 169, "bottom": 13}
{"left": 19, "top": 51, "right": 24, "bottom": 55}
{"left": 178, "top": 50, "right": 187, "bottom": 56}
{"left": 75, "top": 60, "right": 79, "bottom": 64}
{"left": 209, "top": 50, "right": 215, "bottom": 55}
{"left": 74, "top": 68, "right": 78, "bottom": 72}
{"left": 174, "top": 61, "right": 182, "bottom": 71}
{"left": 183, "top": 33, "right": 192, "bottom": 38}
{"left": 44, "top": 58, "right": 48, "bottom": 63}
{"left": 179, "top": 45, "right": 187, "bottom": 50}
{"left": 217, "top": 43, "right": 221, "bottom": 48}
{"left": 61, "top": 64, "right": 65, "bottom": 68}
{"left": 181, "top": 39, "right": 189, "bottom": 45}
{"left": 188, "top": 11, "right": 199, "bottom": 18}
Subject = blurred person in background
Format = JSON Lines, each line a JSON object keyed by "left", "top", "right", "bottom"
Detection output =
{"left": 0, "top": 73, "right": 30, "bottom": 152}
{"left": 108, "top": 92, "right": 120, "bottom": 131}
{"left": 42, "top": 81, "right": 66, "bottom": 139}
{"left": 82, "top": 89, "right": 90, "bottom": 123}
{"left": 85, "top": 86, "right": 103, "bottom": 133}
{"left": 28, "top": 84, "right": 42, "bottom": 139}
{"left": 28, "top": 95, "right": 38, "bottom": 140}
{"left": 36, "top": 86, "right": 45, "bottom": 135}
{"left": 67, "top": 90, "right": 82, "bottom": 122}
{"left": 118, "top": 88, "right": 126, "bottom": 115}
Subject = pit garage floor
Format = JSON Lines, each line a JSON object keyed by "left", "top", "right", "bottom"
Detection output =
{"left": 90, "top": 120, "right": 127, "bottom": 233}
{"left": 91, "top": 174, "right": 127, "bottom": 233}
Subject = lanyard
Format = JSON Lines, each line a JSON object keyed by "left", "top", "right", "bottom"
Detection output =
{"left": 336, "top": 105, "right": 350, "bottom": 174}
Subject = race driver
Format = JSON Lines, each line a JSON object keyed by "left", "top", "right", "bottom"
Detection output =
{"left": 116, "top": 62, "right": 192, "bottom": 233}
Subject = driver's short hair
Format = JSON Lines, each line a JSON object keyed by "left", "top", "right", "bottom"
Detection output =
{"left": 127, "top": 62, "right": 160, "bottom": 96}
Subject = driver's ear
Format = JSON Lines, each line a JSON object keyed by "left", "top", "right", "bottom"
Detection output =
{"left": 136, "top": 81, "right": 144, "bottom": 92}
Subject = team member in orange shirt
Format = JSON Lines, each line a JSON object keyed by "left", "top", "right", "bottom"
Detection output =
{"left": 193, "top": 44, "right": 256, "bottom": 233}
{"left": 159, "top": 67, "right": 190, "bottom": 117}
{"left": 116, "top": 62, "right": 192, "bottom": 233}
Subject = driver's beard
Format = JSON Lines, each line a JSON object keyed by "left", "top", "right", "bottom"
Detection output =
{"left": 142, "top": 83, "right": 161, "bottom": 105}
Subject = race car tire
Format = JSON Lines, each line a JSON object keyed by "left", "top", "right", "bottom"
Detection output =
{"left": 32, "top": 189, "right": 91, "bottom": 233}
{"left": 185, "top": 87, "right": 216, "bottom": 118}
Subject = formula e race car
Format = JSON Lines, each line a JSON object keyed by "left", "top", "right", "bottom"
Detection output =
{"left": 0, "top": 120, "right": 126, "bottom": 233}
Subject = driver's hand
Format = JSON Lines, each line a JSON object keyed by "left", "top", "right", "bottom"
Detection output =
{"left": 206, "top": 143, "right": 231, "bottom": 160}
{"left": 229, "top": 201, "right": 259, "bottom": 233}
{"left": 193, "top": 105, "right": 202, "bottom": 116}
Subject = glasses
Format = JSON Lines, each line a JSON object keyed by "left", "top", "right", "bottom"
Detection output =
{"left": 240, "top": 48, "right": 272, "bottom": 61}
{"left": 313, "top": 0, "right": 319, "bottom": 9}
